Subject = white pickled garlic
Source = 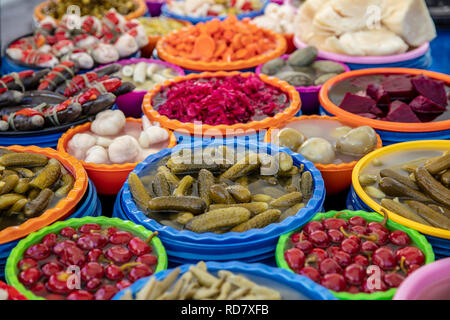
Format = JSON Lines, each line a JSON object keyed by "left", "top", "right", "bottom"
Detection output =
{"left": 108, "top": 135, "right": 141, "bottom": 164}
{"left": 67, "top": 133, "right": 97, "bottom": 160}
{"left": 91, "top": 110, "right": 126, "bottom": 136}
{"left": 85, "top": 145, "right": 109, "bottom": 164}
{"left": 138, "top": 126, "right": 169, "bottom": 148}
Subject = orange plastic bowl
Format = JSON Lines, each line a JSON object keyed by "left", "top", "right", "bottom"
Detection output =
{"left": 319, "top": 68, "right": 450, "bottom": 133}
{"left": 34, "top": 0, "right": 147, "bottom": 22}
{"left": 0, "top": 146, "right": 88, "bottom": 245}
{"left": 264, "top": 115, "right": 383, "bottom": 195}
{"left": 142, "top": 71, "right": 301, "bottom": 136}
{"left": 57, "top": 118, "right": 177, "bottom": 195}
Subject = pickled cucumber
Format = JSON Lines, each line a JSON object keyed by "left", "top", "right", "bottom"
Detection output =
{"left": 14, "top": 178, "right": 31, "bottom": 194}
{"left": 381, "top": 198, "right": 431, "bottom": 226}
{"left": 404, "top": 200, "right": 450, "bottom": 230}
{"left": 198, "top": 169, "right": 214, "bottom": 206}
{"left": 29, "top": 159, "right": 61, "bottom": 190}
{"left": 0, "top": 174, "right": 19, "bottom": 195}
{"left": 209, "top": 202, "right": 269, "bottom": 216}
{"left": 209, "top": 184, "right": 235, "bottom": 204}
{"left": 226, "top": 185, "right": 251, "bottom": 203}
{"left": 153, "top": 172, "right": 171, "bottom": 197}
{"left": 157, "top": 166, "right": 179, "bottom": 189}
{"left": 24, "top": 188, "right": 54, "bottom": 217}
{"left": 279, "top": 203, "right": 305, "bottom": 221}
{"left": 129, "top": 173, "right": 152, "bottom": 210}
{"left": 220, "top": 153, "right": 260, "bottom": 181}
{"left": 415, "top": 167, "right": 450, "bottom": 207}
{"left": 0, "top": 193, "right": 26, "bottom": 210}
{"left": 230, "top": 209, "right": 281, "bottom": 232}
{"left": 173, "top": 176, "right": 194, "bottom": 197}
{"left": 300, "top": 171, "right": 313, "bottom": 202}
{"left": 270, "top": 192, "right": 303, "bottom": 208}
{"left": 380, "top": 169, "right": 419, "bottom": 190}
{"left": 55, "top": 174, "right": 74, "bottom": 197}
{"left": 0, "top": 153, "right": 48, "bottom": 167}
{"left": 6, "top": 198, "right": 28, "bottom": 215}
{"left": 149, "top": 196, "right": 206, "bottom": 214}
{"left": 378, "top": 177, "right": 429, "bottom": 202}
{"left": 13, "top": 168, "right": 34, "bottom": 178}
{"left": 251, "top": 194, "right": 273, "bottom": 203}
{"left": 186, "top": 208, "right": 251, "bottom": 233}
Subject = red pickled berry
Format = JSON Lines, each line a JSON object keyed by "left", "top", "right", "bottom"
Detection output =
{"left": 88, "top": 249, "right": 103, "bottom": 262}
{"left": 323, "top": 218, "right": 348, "bottom": 230}
{"left": 340, "top": 238, "right": 360, "bottom": 255}
{"left": 319, "top": 258, "right": 343, "bottom": 275}
{"left": 53, "top": 240, "right": 77, "bottom": 255}
{"left": 109, "top": 231, "right": 133, "bottom": 245}
{"left": 348, "top": 286, "right": 360, "bottom": 294}
{"left": 362, "top": 277, "right": 388, "bottom": 293}
{"left": 128, "top": 264, "right": 153, "bottom": 282}
{"left": 46, "top": 272, "right": 71, "bottom": 294}
{"left": 327, "top": 246, "right": 340, "bottom": 258}
{"left": 81, "top": 262, "right": 104, "bottom": 281}
{"left": 106, "top": 246, "right": 133, "bottom": 264}
{"left": 116, "top": 280, "right": 132, "bottom": 290}
{"left": 284, "top": 248, "right": 306, "bottom": 271}
{"left": 105, "top": 264, "right": 124, "bottom": 280}
{"left": 333, "top": 251, "right": 352, "bottom": 268}
{"left": 128, "top": 237, "right": 151, "bottom": 256}
{"left": 299, "top": 267, "right": 321, "bottom": 283}
{"left": 353, "top": 255, "right": 369, "bottom": 268}
{"left": 77, "top": 233, "right": 108, "bottom": 250}
{"left": 25, "top": 243, "right": 50, "bottom": 261}
{"left": 291, "top": 232, "right": 301, "bottom": 243}
{"left": 328, "top": 229, "right": 344, "bottom": 243}
{"left": 303, "top": 221, "right": 324, "bottom": 235}
{"left": 368, "top": 222, "right": 388, "bottom": 234}
{"left": 107, "top": 227, "right": 119, "bottom": 236}
{"left": 295, "top": 240, "right": 313, "bottom": 254}
{"left": 42, "top": 261, "right": 63, "bottom": 278}
{"left": 78, "top": 223, "right": 101, "bottom": 234}
{"left": 373, "top": 247, "right": 396, "bottom": 270}
{"left": 370, "top": 229, "right": 389, "bottom": 246}
{"left": 94, "top": 285, "right": 119, "bottom": 300}
{"left": 389, "top": 230, "right": 410, "bottom": 246}
{"left": 19, "top": 267, "right": 42, "bottom": 286}
{"left": 86, "top": 278, "right": 102, "bottom": 291}
{"left": 18, "top": 258, "right": 38, "bottom": 271}
{"left": 30, "top": 282, "right": 47, "bottom": 295}
{"left": 309, "top": 230, "right": 330, "bottom": 248}
{"left": 343, "top": 263, "right": 365, "bottom": 285}
{"left": 349, "top": 216, "right": 367, "bottom": 227}
{"left": 384, "top": 273, "right": 405, "bottom": 288}
{"left": 67, "top": 290, "right": 94, "bottom": 300}
{"left": 60, "top": 227, "right": 76, "bottom": 238}
{"left": 408, "top": 264, "right": 421, "bottom": 275}
{"left": 395, "top": 247, "right": 425, "bottom": 267}
{"left": 361, "top": 240, "right": 378, "bottom": 253}
{"left": 348, "top": 235, "right": 361, "bottom": 244}
{"left": 350, "top": 225, "right": 367, "bottom": 235}
{"left": 137, "top": 254, "right": 158, "bottom": 266}
{"left": 321, "top": 273, "right": 347, "bottom": 292}
{"left": 309, "top": 248, "right": 327, "bottom": 264}
{"left": 42, "top": 233, "right": 57, "bottom": 248}
{"left": 60, "top": 246, "right": 86, "bottom": 267}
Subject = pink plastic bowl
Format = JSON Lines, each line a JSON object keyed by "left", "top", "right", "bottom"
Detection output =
{"left": 100, "top": 58, "right": 185, "bottom": 118}
{"left": 394, "top": 258, "right": 450, "bottom": 300}
{"left": 255, "top": 55, "right": 350, "bottom": 115}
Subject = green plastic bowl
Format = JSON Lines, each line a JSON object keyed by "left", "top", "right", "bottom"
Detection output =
{"left": 5, "top": 216, "right": 168, "bottom": 300}
{"left": 275, "top": 210, "right": 435, "bottom": 300}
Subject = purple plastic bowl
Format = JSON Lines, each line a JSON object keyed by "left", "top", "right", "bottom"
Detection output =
{"left": 146, "top": 0, "right": 165, "bottom": 17}
{"left": 255, "top": 55, "right": 350, "bottom": 115}
{"left": 98, "top": 58, "right": 184, "bottom": 118}
{"left": 394, "top": 258, "right": 450, "bottom": 300}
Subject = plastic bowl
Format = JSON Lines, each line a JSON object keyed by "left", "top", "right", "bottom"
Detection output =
{"left": 256, "top": 56, "right": 350, "bottom": 115}
{"left": 160, "top": 0, "right": 269, "bottom": 24}
{"left": 113, "top": 260, "right": 337, "bottom": 300}
{"left": 120, "top": 139, "right": 325, "bottom": 262}
{"left": 0, "top": 281, "right": 26, "bottom": 300}
{"left": 276, "top": 210, "right": 435, "bottom": 300}
{"left": 352, "top": 140, "right": 450, "bottom": 240}
{"left": 143, "top": 71, "right": 300, "bottom": 137}
{"left": 394, "top": 258, "right": 450, "bottom": 300}
{"left": 57, "top": 117, "right": 177, "bottom": 195}
{"left": 5, "top": 216, "right": 168, "bottom": 300}
{"left": 0, "top": 145, "right": 88, "bottom": 245}
{"left": 264, "top": 115, "right": 383, "bottom": 195}
{"left": 146, "top": 0, "right": 165, "bottom": 16}
{"left": 319, "top": 68, "right": 450, "bottom": 144}
{"left": 100, "top": 58, "right": 185, "bottom": 117}
{"left": 294, "top": 37, "right": 432, "bottom": 70}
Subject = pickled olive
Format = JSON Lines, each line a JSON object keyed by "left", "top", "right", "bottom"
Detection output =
{"left": 13, "top": 167, "right": 34, "bottom": 178}
{"left": 6, "top": 198, "right": 28, "bottom": 215}
{"left": 279, "top": 203, "right": 305, "bottom": 221}
{"left": 157, "top": 166, "right": 180, "bottom": 189}
{"left": 198, "top": 169, "right": 214, "bottom": 206}
{"left": 55, "top": 174, "right": 75, "bottom": 197}
{"left": 29, "top": 160, "right": 61, "bottom": 190}
{"left": 13, "top": 178, "right": 31, "bottom": 194}
{"left": 0, "top": 153, "right": 48, "bottom": 167}
{"left": 300, "top": 171, "right": 313, "bottom": 202}
{"left": 174, "top": 212, "right": 194, "bottom": 225}
{"left": 359, "top": 174, "right": 378, "bottom": 186}
{"left": 173, "top": 176, "right": 194, "bottom": 197}
{"left": 209, "top": 202, "right": 269, "bottom": 216}
{"left": 277, "top": 128, "right": 305, "bottom": 151}
{"left": 336, "top": 126, "right": 377, "bottom": 157}
{"left": 404, "top": 200, "right": 450, "bottom": 230}
{"left": 129, "top": 173, "right": 152, "bottom": 210}
{"left": 270, "top": 192, "right": 303, "bottom": 208}
{"left": 0, "top": 174, "right": 19, "bottom": 195}
{"left": 381, "top": 199, "right": 431, "bottom": 226}
{"left": 415, "top": 167, "right": 450, "bottom": 207}
{"left": 424, "top": 153, "right": 450, "bottom": 175}
{"left": 153, "top": 172, "right": 171, "bottom": 197}
{"left": 220, "top": 153, "right": 260, "bottom": 181}
{"left": 278, "top": 152, "right": 293, "bottom": 173}
{"left": 380, "top": 169, "right": 419, "bottom": 190}
{"left": 230, "top": 209, "right": 281, "bottom": 232}
{"left": 251, "top": 194, "right": 273, "bottom": 203}
{"left": 185, "top": 208, "right": 251, "bottom": 233}
{"left": 24, "top": 188, "right": 54, "bottom": 217}
{"left": 378, "top": 177, "right": 429, "bottom": 202}
{"left": 0, "top": 193, "right": 26, "bottom": 210}
{"left": 226, "top": 185, "right": 251, "bottom": 203}
{"left": 297, "top": 138, "right": 335, "bottom": 164}
{"left": 27, "top": 188, "right": 40, "bottom": 201}
{"left": 209, "top": 184, "right": 235, "bottom": 204}
{"left": 148, "top": 196, "right": 206, "bottom": 214}
{"left": 364, "top": 186, "right": 386, "bottom": 199}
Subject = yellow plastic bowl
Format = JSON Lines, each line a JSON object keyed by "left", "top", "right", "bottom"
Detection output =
{"left": 352, "top": 140, "right": 450, "bottom": 239}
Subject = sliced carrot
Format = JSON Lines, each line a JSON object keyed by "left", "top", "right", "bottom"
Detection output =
{"left": 192, "top": 34, "right": 215, "bottom": 60}
{"left": 206, "top": 19, "right": 220, "bottom": 35}
{"left": 213, "top": 41, "right": 227, "bottom": 58}
{"left": 234, "top": 48, "right": 248, "bottom": 60}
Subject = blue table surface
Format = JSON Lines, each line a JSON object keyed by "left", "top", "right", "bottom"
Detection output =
{"left": 429, "top": 27, "right": 450, "bottom": 74}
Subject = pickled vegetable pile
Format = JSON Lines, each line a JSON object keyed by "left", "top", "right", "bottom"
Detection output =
{"left": 167, "top": 0, "right": 263, "bottom": 17}
{"left": 0, "top": 149, "right": 74, "bottom": 231}
{"left": 252, "top": 2, "right": 296, "bottom": 34}
{"left": 129, "top": 147, "right": 314, "bottom": 233}
{"left": 138, "top": 17, "right": 188, "bottom": 37}
{"left": 152, "top": 75, "right": 290, "bottom": 125}
{"left": 17, "top": 223, "right": 159, "bottom": 300}
{"left": 43, "top": 0, "right": 138, "bottom": 19}
{"left": 116, "top": 62, "right": 180, "bottom": 91}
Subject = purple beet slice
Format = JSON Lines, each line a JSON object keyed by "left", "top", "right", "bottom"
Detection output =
{"left": 382, "top": 75, "right": 415, "bottom": 100}
{"left": 339, "top": 92, "right": 377, "bottom": 114}
{"left": 366, "top": 83, "right": 390, "bottom": 105}
{"left": 349, "top": 76, "right": 378, "bottom": 89}
{"left": 385, "top": 100, "right": 421, "bottom": 123}
{"left": 411, "top": 75, "right": 447, "bottom": 107}
{"left": 410, "top": 95, "right": 447, "bottom": 114}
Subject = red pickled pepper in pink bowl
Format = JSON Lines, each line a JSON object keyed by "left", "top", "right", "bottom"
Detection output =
{"left": 154, "top": 75, "right": 289, "bottom": 125}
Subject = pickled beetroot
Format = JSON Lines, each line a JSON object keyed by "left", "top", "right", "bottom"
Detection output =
{"left": 382, "top": 75, "right": 414, "bottom": 99}
{"left": 338, "top": 93, "right": 377, "bottom": 114}
{"left": 409, "top": 95, "right": 446, "bottom": 114}
{"left": 384, "top": 101, "right": 421, "bottom": 123}
{"left": 366, "top": 83, "right": 390, "bottom": 105}
{"left": 411, "top": 75, "right": 447, "bottom": 107}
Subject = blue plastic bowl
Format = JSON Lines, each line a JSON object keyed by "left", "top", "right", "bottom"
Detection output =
{"left": 161, "top": 0, "right": 268, "bottom": 25}
{"left": 113, "top": 261, "right": 336, "bottom": 300}
{"left": 118, "top": 140, "right": 325, "bottom": 262}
